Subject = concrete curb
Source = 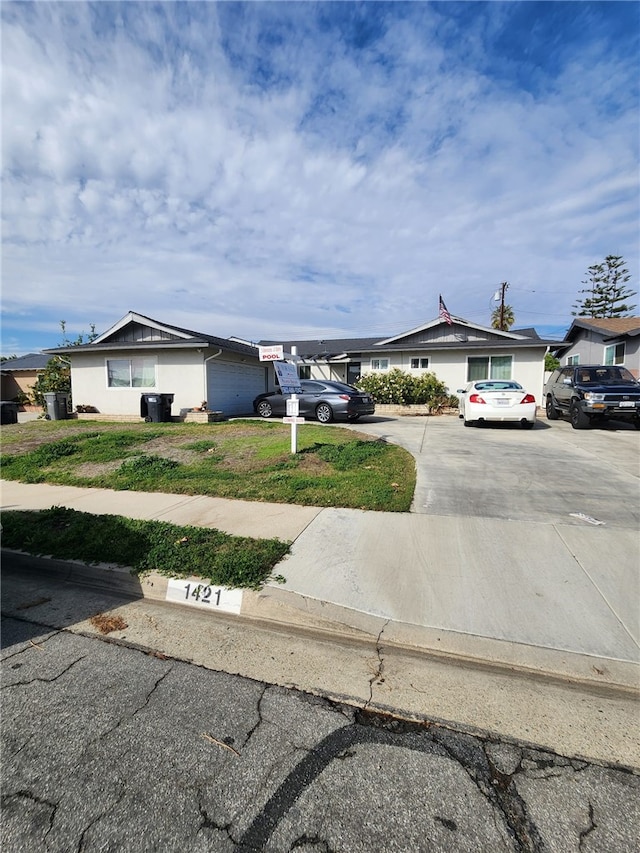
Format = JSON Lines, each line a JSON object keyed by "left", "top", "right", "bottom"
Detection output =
{"left": 5, "top": 550, "right": 638, "bottom": 698}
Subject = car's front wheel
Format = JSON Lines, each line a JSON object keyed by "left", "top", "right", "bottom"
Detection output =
{"left": 257, "top": 401, "right": 273, "bottom": 418}
{"left": 570, "top": 401, "right": 590, "bottom": 430}
{"left": 545, "top": 396, "right": 559, "bottom": 420}
{"left": 315, "top": 403, "right": 334, "bottom": 423}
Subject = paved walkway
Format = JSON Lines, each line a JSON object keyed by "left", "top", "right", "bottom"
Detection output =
{"left": 2, "top": 476, "right": 638, "bottom": 694}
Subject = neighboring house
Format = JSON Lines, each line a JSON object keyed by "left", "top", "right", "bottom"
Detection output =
{"left": 0, "top": 352, "right": 50, "bottom": 406}
{"left": 262, "top": 316, "right": 556, "bottom": 403}
{"left": 44, "top": 312, "right": 268, "bottom": 418}
{"left": 551, "top": 318, "right": 640, "bottom": 378}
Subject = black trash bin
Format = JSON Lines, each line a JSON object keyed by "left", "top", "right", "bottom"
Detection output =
{"left": 141, "top": 393, "right": 174, "bottom": 423}
{"left": 43, "top": 392, "right": 69, "bottom": 420}
{"left": 0, "top": 401, "right": 19, "bottom": 424}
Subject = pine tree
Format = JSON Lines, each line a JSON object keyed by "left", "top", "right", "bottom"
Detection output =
{"left": 572, "top": 255, "right": 636, "bottom": 317}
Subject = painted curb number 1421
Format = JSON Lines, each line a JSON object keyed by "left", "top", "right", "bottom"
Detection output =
{"left": 165, "top": 579, "right": 243, "bottom": 614}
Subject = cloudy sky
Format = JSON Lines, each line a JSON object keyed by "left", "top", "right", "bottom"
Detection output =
{"left": 2, "top": 1, "right": 638, "bottom": 355}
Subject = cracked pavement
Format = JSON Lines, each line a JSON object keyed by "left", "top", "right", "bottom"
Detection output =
{"left": 2, "top": 616, "right": 638, "bottom": 852}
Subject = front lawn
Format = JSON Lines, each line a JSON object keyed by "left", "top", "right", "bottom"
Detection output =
{"left": 0, "top": 419, "right": 415, "bottom": 511}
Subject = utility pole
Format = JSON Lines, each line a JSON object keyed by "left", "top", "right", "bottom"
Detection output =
{"left": 499, "top": 281, "right": 509, "bottom": 331}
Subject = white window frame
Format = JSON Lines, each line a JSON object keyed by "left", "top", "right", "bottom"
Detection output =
{"left": 370, "top": 358, "right": 389, "bottom": 371}
{"left": 106, "top": 356, "right": 157, "bottom": 389}
{"left": 604, "top": 343, "right": 625, "bottom": 365}
{"left": 466, "top": 355, "right": 513, "bottom": 382}
{"left": 567, "top": 354, "right": 580, "bottom": 365}
{"left": 410, "top": 357, "right": 429, "bottom": 369}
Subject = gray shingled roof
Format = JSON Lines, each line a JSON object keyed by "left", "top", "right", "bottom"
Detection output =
{"left": 0, "top": 352, "right": 49, "bottom": 371}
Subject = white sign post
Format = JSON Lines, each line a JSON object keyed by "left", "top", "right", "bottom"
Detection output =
{"left": 273, "top": 349, "right": 303, "bottom": 453}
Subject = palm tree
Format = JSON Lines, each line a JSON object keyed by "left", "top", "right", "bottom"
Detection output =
{"left": 491, "top": 304, "right": 515, "bottom": 331}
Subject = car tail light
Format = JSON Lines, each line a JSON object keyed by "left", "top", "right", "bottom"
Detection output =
{"left": 339, "top": 394, "right": 350, "bottom": 401}
{"left": 521, "top": 394, "right": 535, "bottom": 404}
{"left": 469, "top": 393, "right": 486, "bottom": 404}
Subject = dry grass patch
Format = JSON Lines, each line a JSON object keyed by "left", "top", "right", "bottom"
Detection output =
{"left": 90, "top": 613, "right": 128, "bottom": 634}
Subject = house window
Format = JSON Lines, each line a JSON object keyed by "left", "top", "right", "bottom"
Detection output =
{"left": 371, "top": 358, "right": 389, "bottom": 370}
{"left": 107, "top": 357, "right": 156, "bottom": 388}
{"left": 567, "top": 355, "right": 580, "bottom": 365}
{"left": 604, "top": 343, "right": 625, "bottom": 365}
{"left": 299, "top": 366, "right": 311, "bottom": 379}
{"left": 410, "top": 358, "right": 429, "bottom": 369}
{"left": 467, "top": 355, "right": 512, "bottom": 382}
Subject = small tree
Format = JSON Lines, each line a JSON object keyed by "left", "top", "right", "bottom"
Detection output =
{"left": 545, "top": 353, "right": 560, "bottom": 372}
{"left": 572, "top": 255, "right": 636, "bottom": 317}
{"left": 59, "top": 320, "right": 98, "bottom": 346}
{"left": 28, "top": 321, "right": 98, "bottom": 410}
{"left": 491, "top": 304, "right": 515, "bottom": 331}
{"left": 30, "top": 357, "right": 71, "bottom": 408}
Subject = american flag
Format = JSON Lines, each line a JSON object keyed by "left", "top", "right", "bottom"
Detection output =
{"left": 439, "top": 295, "right": 452, "bottom": 325}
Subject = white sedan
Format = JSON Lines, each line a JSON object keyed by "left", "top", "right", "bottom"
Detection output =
{"left": 457, "top": 380, "right": 537, "bottom": 429}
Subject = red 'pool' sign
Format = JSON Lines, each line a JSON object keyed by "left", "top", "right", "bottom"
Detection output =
{"left": 259, "top": 345, "right": 284, "bottom": 361}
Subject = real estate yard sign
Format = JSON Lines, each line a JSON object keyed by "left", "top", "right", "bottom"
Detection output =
{"left": 271, "top": 359, "right": 303, "bottom": 453}
{"left": 273, "top": 360, "right": 302, "bottom": 394}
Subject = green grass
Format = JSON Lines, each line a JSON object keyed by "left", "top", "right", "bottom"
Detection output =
{"left": 1, "top": 506, "right": 289, "bottom": 589}
{"left": 0, "top": 420, "right": 415, "bottom": 583}
{"left": 1, "top": 419, "right": 415, "bottom": 511}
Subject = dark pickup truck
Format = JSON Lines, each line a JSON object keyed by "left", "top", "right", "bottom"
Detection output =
{"left": 544, "top": 365, "right": 640, "bottom": 429}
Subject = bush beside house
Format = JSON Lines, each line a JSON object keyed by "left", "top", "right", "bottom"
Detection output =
{"left": 356, "top": 368, "right": 455, "bottom": 413}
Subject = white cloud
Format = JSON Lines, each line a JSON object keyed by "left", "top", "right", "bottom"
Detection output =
{"left": 1, "top": 1, "right": 638, "bottom": 354}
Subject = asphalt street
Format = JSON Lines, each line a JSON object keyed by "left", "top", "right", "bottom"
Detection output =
{"left": 2, "top": 611, "right": 639, "bottom": 853}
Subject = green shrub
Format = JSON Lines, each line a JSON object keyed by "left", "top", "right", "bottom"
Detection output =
{"left": 356, "top": 368, "right": 448, "bottom": 407}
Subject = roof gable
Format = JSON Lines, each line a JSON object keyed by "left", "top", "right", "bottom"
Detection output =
{"left": 565, "top": 317, "right": 640, "bottom": 342}
{"left": 92, "top": 312, "right": 195, "bottom": 344}
{"left": 376, "top": 317, "right": 533, "bottom": 346}
{"left": 45, "top": 312, "right": 260, "bottom": 359}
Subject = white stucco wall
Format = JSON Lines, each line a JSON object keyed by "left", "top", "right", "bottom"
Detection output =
{"left": 69, "top": 349, "right": 207, "bottom": 416}
{"left": 308, "top": 348, "right": 548, "bottom": 404}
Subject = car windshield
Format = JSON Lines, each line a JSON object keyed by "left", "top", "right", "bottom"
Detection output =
{"left": 578, "top": 367, "right": 637, "bottom": 384}
{"left": 474, "top": 382, "right": 522, "bottom": 391}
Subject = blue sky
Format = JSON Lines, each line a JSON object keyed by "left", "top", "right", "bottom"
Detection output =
{"left": 2, "top": 1, "right": 638, "bottom": 354}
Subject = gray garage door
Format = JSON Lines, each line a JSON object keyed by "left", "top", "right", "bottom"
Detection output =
{"left": 207, "top": 361, "right": 267, "bottom": 417}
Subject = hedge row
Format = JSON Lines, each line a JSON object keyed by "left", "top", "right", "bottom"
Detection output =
{"left": 356, "top": 368, "right": 454, "bottom": 407}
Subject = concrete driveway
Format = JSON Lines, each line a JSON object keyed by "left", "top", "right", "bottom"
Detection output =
{"left": 346, "top": 413, "right": 640, "bottom": 527}
{"left": 268, "top": 413, "right": 639, "bottom": 681}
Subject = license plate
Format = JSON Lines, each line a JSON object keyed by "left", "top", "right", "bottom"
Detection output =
{"left": 619, "top": 401, "right": 636, "bottom": 408}
{"left": 495, "top": 399, "right": 509, "bottom": 406}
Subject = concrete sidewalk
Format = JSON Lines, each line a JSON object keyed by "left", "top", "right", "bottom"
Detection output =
{"left": 2, "top": 478, "right": 638, "bottom": 695}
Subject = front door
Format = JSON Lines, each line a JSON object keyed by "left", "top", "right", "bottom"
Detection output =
{"left": 347, "top": 362, "right": 361, "bottom": 385}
